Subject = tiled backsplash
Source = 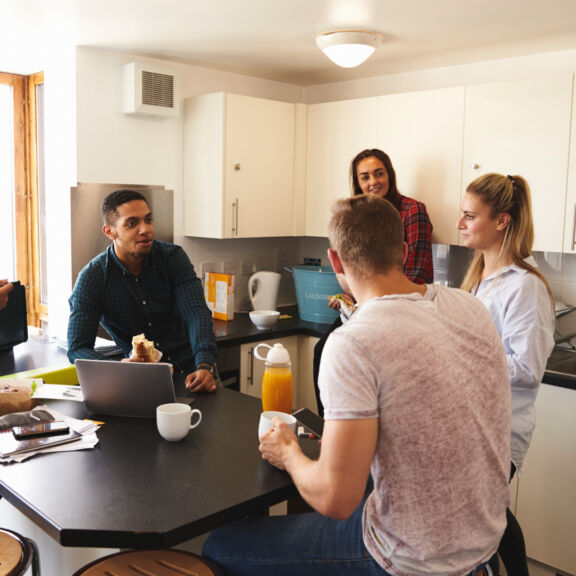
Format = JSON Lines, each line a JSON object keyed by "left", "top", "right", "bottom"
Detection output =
{"left": 179, "top": 234, "right": 576, "bottom": 339}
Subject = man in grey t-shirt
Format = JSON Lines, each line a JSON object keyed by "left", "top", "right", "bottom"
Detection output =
{"left": 204, "top": 195, "right": 510, "bottom": 576}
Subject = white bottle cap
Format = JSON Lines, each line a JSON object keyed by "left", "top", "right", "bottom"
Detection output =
{"left": 266, "top": 343, "right": 290, "bottom": 365}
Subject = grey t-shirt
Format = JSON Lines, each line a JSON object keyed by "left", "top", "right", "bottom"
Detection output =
{"left": 320, "top": 284, "right": 510, "bottom": 576}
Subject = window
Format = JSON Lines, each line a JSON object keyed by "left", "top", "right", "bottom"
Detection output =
{"left": 0, "top": 71, "right": 45, "bottom": 328}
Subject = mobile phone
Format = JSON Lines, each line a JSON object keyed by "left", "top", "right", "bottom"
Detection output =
{"left": 12, "top": 421, "right": 70, "bottom": 439}
{"left": 292, "top": 408, "right": 324, "bottom": 438}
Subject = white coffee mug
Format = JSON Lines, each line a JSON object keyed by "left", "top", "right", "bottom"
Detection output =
{"left": 157, "top": 403, "right": 202, "bottom": 441}
{"left": 258, "top": 411, "right": 297, "bottom": 441}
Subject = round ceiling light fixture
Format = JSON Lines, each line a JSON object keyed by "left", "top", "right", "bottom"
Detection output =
{"left": 316, "top": 30, "right": 383, "bottom": 68}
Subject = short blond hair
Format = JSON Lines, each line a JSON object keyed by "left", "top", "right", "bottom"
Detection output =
{"left": 328, "top": 195, "right": 404, "bottom": 277}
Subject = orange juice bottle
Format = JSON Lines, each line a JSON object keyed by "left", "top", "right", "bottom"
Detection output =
{"left": 254, "top": 343, "right": 293, "bottom": 414}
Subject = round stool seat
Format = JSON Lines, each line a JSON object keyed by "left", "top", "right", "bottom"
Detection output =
{"left": 75, "top": 549, "right": 221, "bottom": 576}
{"left": 0, "top": 529, "right": 37, "bottom": 576}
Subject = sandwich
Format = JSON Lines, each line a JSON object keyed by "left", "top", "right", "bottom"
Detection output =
{"left": 328, "top": 293, "right": 357, "bottom": 320}
{"left": 131, "top": 333, "right": 157, "bottom": 363}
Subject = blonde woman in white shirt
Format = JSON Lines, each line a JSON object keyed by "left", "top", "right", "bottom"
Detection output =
{"left": 458, "top": 173, "right": 555, "bottom": 576}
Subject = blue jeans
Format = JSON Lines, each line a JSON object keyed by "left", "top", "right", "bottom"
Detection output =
{"left": 203, "top": 500, "right": 492, "bottom": 576}
{"left": 202, "top": 501, "right": 390, "bottom": 576}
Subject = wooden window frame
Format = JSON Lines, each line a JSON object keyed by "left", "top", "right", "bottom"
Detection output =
{"left": 0, "top": 71, "right": 45, "bottom": 328}
{"left": 26, "top": 71, "right": 46, "bottom": 326}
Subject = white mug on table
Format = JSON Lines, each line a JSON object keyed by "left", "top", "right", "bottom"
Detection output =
{"left": 157, "top": 403, "right": 202, "bottom": 441}
{"left": 258, "top": 411, "right": 297, "bottom": 441}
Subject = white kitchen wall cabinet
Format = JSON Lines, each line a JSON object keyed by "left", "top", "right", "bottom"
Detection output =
{"left": 305, "top": 97, "right": 381, "bottom": 237}
{"left": 563, "top": 77, "right": 576, "bottom": 254}
{"left": 462, "top": 75, "right": 573, "bottom": 252}
{"left": 377, "top": 87, "right": 465, "bottom": 245}
{"left": 184, "top": 92, "right": 295, "bottom": 238}
{"left": 239, "top": 336, "right": 299, "bottom": 407}
{"left": 515, "top": 384, "right": 576, "bottom": 574}
{"left": 306, "top": 88, "right": 465, "bottom": 244}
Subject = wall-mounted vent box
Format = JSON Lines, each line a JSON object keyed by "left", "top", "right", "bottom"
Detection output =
{"left": 123, "top": 62, "right": 178, "bottom": 117}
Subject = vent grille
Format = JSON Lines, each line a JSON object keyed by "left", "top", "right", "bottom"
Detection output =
{"left": 141, "top": 70, "right": 174, "bottom": 109}
{"left": 123, "top": 62, "right": 178, "bottom": 117}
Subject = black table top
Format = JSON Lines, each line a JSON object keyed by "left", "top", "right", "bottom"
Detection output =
{"left": 0, "top": 382, "right": 319, "bottom": 549}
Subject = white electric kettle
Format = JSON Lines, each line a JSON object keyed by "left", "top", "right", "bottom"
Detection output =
{"left": 248, "top": 271, "right": 281, "bottom": 311}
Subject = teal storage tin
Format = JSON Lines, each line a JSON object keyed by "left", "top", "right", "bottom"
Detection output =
{"left": 287, "top": 266, "right": 341, "bottom": 324}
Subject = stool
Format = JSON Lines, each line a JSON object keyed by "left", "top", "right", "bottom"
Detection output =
{"left": 73, "top": 550, "right": 221, "bottom": 576}
{"left": 0, "top": 529, "right": 40, "bottom": 576}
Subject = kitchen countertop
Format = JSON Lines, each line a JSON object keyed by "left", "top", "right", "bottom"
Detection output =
{"left": 212, "top": 306, "right": 332, "bottom": 347}
{"left": 542, "top": 346, "right": 576, "bottom": 390}
{"left": 217, "top": 308, "right": 576, "bottom": 392}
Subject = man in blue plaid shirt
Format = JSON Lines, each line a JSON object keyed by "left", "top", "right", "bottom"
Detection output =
{"left": 67, "top": 189, "right": 218, "bottom": 392}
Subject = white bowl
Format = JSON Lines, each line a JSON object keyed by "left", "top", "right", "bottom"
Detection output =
{"left": 249, "top": 310, "right": 280, "bottom": 330}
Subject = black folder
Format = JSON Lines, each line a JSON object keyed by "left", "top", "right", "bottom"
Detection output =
{"left": 0, "top": 281, "right": 28, "bottom": 351}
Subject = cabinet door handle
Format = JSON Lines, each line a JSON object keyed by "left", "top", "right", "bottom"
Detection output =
{"left": 248, "top": 347, "right": 253, "bottom": 385}
{"left": 572, "top": 204, "right": 576, "bottom": 251}
{"left": 232, "top": 198, "right": 239, "bottom": 236}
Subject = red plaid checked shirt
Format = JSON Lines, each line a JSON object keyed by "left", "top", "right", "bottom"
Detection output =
{"left": 396, "top": 194, "right": 434, "bottom": 285}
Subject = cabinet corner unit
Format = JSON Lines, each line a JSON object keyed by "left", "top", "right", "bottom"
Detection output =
{"left": 183, "top": 92, "right": 296, "bottom": 239}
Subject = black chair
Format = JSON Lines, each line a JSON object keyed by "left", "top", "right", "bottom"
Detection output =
{"left": 0, "top": 528, "right": 40, "bottom": 576}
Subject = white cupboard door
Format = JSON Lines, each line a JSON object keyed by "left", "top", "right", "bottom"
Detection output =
{"left": 564, "top": 76, "right": 576, "bottom": 253}
{"left": 240, "top": 341, "right": 264, "bottom": 399}
{"left": 184, "top": 93, "right": 295, "bottom": 239}
{"left": 226, "top": 94, "right": 295, "bottom": 238}
{"left": 462, "top": 75, "right": 573, "bottom": 252}
{"left": 306, "top": 97, "right": 381, "bottom": 237}
{"left": 516, "top": 384, "right": 576, "bottom": 574}
{"left": 184, "top": 93, "right": 226, "bottom": 238}
{"left": 297, "top": 335, "right": 320, "bottom": 413}
{"left": 378, "top": 87, "right": 465, "bottom": 245}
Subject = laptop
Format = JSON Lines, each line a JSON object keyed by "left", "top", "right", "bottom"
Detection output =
{"left": 75, "top": 359, "right": 176, "bottom": 418}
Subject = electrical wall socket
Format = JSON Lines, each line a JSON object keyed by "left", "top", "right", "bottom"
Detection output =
{"left": 201, "top": 262, "right": 216, "bottom": 275}
{"left": 221, "top": 260, "right": 238, "bottom": 275}
{"left": 241, "top": 260, "right": 256, "bottom": 275}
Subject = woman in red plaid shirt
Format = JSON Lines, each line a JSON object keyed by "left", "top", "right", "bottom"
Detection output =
{"left": 351, "top": 148, "right": 433, "bottom": 284}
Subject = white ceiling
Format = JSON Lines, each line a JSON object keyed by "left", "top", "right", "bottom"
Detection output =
{"left": 4, "top": 0, "right": 576, "bottom": 85}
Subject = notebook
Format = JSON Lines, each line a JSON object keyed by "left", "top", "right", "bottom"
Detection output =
{"left": 75, "top": 359, "right": 176, "bottom": 418}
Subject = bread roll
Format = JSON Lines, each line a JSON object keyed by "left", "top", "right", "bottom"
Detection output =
{"left": 131, "top": 333, "right": 157, "bottom": 363}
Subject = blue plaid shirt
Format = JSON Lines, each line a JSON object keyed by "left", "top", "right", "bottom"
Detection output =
{"left": 67, "top": 240, "right": 217, "bottom": 374}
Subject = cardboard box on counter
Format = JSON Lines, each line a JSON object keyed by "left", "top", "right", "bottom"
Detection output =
{"left": 204, "top": 272, "right": 235, "bottom": 321}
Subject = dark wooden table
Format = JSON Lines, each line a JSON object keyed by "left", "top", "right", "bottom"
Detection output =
{"left": 0, "top": 379, "right": 318, "bottom": 549}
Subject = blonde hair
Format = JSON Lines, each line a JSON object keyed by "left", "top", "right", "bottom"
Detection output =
{"left": 328, "top": 195, "right": 404, "bottom": 278}
{"left": 460, "top": 173, "right": 553, "bottom": 302}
